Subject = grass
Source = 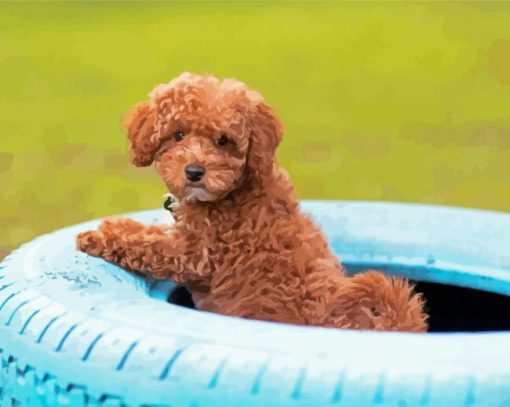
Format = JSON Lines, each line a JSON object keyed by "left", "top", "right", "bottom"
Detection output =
{"left": 1, "top": 1, "right": 510, "bottom": 251}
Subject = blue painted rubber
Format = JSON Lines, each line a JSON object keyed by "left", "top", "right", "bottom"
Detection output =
{"left": 1, "top": 200, "right": 510, "bottom": 407}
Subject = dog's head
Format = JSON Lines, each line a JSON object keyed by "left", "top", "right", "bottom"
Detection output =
{"left": 122, "top": 73, "right": 283, "bottom": 203}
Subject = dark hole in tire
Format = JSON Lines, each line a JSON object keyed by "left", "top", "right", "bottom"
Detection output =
{"left": 167, "top": 285, "right": 195, "bottom": 309}
{"left": 414, "top": 281, "right": 510, "bottom": 332}
{"left": 167, "top": 281, "right": 510, "bottom": 332}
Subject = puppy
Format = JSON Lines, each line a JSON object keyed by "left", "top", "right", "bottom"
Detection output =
{"left": 77, "top": 73, "right": 428, "bottom": 332}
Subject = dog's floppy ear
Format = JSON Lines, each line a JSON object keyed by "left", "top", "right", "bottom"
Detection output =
{"left": 122, "top": 101, "right": 158, "bottom": 167}
{"left": 246, "top": 94, "right": 284, "bottom": 182}
{"left": 252, "top": 101, "right": 283, "bottom": 149}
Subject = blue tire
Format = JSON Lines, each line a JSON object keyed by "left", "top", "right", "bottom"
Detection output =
{"left": 1, "top": 200, "right": 510, "bottom": 407}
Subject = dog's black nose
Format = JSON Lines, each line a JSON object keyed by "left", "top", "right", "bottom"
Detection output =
{"left": 185, "top": 165, "right": 205, "bottom": 182}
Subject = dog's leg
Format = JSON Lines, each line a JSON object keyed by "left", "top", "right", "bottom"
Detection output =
{"left": 319, "top": 270, "right": 428, "bottom": 332}
{"left": 76, "top": 217, "right": 200, "bottom": 283}
{"left": 206, "top": 273, "right": 308, "bottom": 324}
{"left": 210, "top": 297, "right": 307, "bottom": 325}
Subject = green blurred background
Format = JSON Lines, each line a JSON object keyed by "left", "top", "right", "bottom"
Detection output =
{"left": 1, "top": 2, "right": 510, "bottom": 258}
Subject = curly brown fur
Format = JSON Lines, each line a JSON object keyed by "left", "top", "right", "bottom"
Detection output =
{"left": 77, "top": 73, "right": 428, "bottom": 332}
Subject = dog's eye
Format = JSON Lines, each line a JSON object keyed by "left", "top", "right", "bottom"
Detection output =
{"left": 174, "top": 131, "right": 185, "bottom": 142}
{"left": 217, "top": 134, "right": 229, "bottom": 146}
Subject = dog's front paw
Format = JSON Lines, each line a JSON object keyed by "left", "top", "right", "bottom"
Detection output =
{"left": 99, "top": 217, "right": 145, "bottom": 235}
{"left": 76, "top": 230, "right": 105, "bottom": 257}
